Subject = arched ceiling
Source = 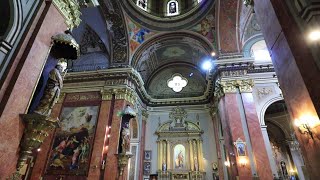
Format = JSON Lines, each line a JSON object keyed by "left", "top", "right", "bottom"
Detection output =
{"left": 131, "top": 32, "right": 213, "bottom": 83}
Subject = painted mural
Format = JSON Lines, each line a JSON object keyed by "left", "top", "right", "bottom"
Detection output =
{"left": 190, "top": 8, "right": 217, "bottom": 51}
{"left": 45, "top": 106, "right": 99, "bottom": 176}
{"left": 126, "top": 17, "right": 154, "bottom": 53}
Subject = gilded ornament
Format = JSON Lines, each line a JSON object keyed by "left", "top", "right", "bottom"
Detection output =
{"left": 52, "top": 0, "right": 82, "bottom": 30}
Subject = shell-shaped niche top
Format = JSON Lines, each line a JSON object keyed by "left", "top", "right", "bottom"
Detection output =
{"left": 157, "top": 107, "right": 202, "bottom": 133}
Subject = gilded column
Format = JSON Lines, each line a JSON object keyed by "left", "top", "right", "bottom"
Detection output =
{"left": 196, "top": 139, "right": 202, "bottom": 171}
{"left": 163, "top": 140, "right": 167, "bottom": 166}
{"left": 189, "top": 139, "right": 194, "bottom": 171}
{"left": 199, "top": 139, "right": 204, "bottom": 171}
{"left": 193, "top": 140, "right": 198, "bottom": 171}
{"left": 159, "top": 140, "right": 163, "bottom": 171}
{"left": 167, "top": 140, "right": 171, "bottom": 170}
{"left": 157, "top": 141, "right": 161, "bottom": 170}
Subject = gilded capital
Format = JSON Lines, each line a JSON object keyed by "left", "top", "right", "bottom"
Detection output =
{"left": 220, "top": 79, "right": 254, "bottom": 93}
{"left": 114, "top": 88, "right": 137, "bottom": 105}
{"left": 141, "top": 110, "right": 149, "bottom": 121}
{"left": 101, "top": 89, "right": 114, "bottom": 101}
{"left": 53, "top": 0, "right": 82, "bottom": 29}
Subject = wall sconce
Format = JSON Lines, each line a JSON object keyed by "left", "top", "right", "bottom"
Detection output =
{"left": 238, "top": 157, "right": 248, "bottom": 167}
{"left": 294, "top": 115, "right": 320, "bottom": 139}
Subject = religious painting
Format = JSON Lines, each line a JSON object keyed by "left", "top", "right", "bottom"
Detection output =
{"left": 126, "top": 17, "right": 154, "bottom": 53}
{"left": 144, "top": 150, "right": 152, "bottom": 160}
{"left": 167, "top": 0, "right": 179, "bottom": 16}
{"left": 143, "top": 161, "right": 151, "bottom": 175}
{"left": 174, "top": 144, "right": 185, "bottom": 169}
{"left": 234, "top": 138, "right": 246, "bottom": 156}
{"left": 45, "top": 106, "right": 99, "bottom": 176}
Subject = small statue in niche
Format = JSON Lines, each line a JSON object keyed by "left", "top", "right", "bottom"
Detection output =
{"left": 34, "top": 61, "right": 66, "bottom": 117}
{"left": 121, "top": 122, "right": 130, "bottom": 153}
{"left": 194, "top": 157, "right": 199, "bottom": 171}
{"left": 162, "top": 161, "right": 167, "bottom": 172}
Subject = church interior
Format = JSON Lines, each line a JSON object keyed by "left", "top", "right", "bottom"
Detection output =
{"left": 1, "top": 0, "right": 320, "bottom": 179}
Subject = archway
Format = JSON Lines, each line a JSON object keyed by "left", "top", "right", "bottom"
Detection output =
{"left": 263, "top": 100, "right": 305, "bottom": 180}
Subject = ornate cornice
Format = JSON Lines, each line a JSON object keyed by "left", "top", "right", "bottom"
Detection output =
{"left": 52, "top": 0, "right": 81, "bottom": 29}
{"left": 63, "top": 68, "right": 215, "bottom": 106}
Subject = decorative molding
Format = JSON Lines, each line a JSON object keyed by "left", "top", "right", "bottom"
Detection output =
{"left": 220, "top": 79, "right": 254, "bottom": 93}
{"left": 102, "top": 0, "right": 128, "bottom": 64}
{"left": 141, "top": 110, "right": 149, "bottom": 121}
{"left": 57, "top": 92, "right": 66, "bottom": 103}
{"left": 52, "top": 0, "right": 82, "bottom": 29}
{"left": 64, "top": 92, "right": 101, "bottom": 102}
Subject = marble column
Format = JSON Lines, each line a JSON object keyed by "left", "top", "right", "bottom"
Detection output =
{"left": 139, "top": 110, "right": 148, "bottom": 180}
{"left": 254, "top": 1, "right": 320, "bottom": 178}
{"left": 104, "top": 88, "right": 138, "bottom": 180}
{"left": 189, "top": 139, "right": 194, "bottom": 171}
{"left": 218, "top": 79, "right": 273, "bottom": 179}
{"left": 261, "top": 126, "right": 279, "bottom": 178}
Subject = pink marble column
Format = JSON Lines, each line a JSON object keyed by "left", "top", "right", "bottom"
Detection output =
{"left": 218, "top": 94, "right": 251, "bottom": 179}
{"left": 241, "top": 93, "right": 273, "bottom": 179}
{"left": 0, "top": 1, "right": 67, "bottom": 177}
{"left": 104, "top": 99, "right": 126, "bottom": 180}
{"left": 254, "top": 0, "right": 320, "bottom": 178}
{"left": 87, "top": 100, "right": 112, "bottom": 179}
{"left": 138, "top": 118, "right": 146, "bottom": 180}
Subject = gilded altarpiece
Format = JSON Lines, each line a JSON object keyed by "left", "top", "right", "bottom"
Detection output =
{"left": 156, "top": 107, "right": 205, "bottom": 180}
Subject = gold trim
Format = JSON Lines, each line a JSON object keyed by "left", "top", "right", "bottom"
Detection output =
{"left": 52, "top": 0, "right": 81, "bottom": 29}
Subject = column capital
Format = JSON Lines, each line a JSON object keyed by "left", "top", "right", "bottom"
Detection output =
{"left": 220, "top": 79, "right": 254, "bottom": 93}
{"left": 101, "top": 89, "right": 114, "bottom": 101}
{"left": 101, "top": 87, "right": 138, "bottom": 104}
{"left": 142, "top": 110, "right": 149, "bottom": 121}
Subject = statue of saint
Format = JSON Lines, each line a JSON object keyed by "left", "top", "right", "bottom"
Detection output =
{"left": 121, "top": 122, "right": 130, "bottom": 153}
{"left": 162, "top": 161, "right": 167, "bottom": 172}
{"left": 34, "top": 63, "right": 64, "bottom": 116}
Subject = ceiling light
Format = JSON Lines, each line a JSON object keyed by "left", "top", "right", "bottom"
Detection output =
{"left": 167, "top": 74, "right": 188, "bottom": 92}
{"left": 309, "top": 30, "right": 320, "bottom": 41}
{"left": 211, "top": 51, "right": 216, "bottom": 56}
{"left": 202, "top": 60, "right": 213, "bottom": 70}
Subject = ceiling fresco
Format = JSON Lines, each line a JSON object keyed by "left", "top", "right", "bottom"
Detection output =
{"left": 126, "top": 16, "right": 155, "bottom": 54}
{"left": 189, "top": 7, "right": 217, "bottom": 52}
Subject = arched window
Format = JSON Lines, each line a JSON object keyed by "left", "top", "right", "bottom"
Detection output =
{"left": 136, "top": 0, "right": 148, "bottom": 11}
{"left": 251, "top": 40, "right": 271, "bottom": 62}
{"left": 167, "top": 0, "right": 179, "bottom": 16}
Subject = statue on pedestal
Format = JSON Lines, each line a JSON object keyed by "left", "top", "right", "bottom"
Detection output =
{"left": 34, "top": 61, "right": 65, "bottom": 117}
{"left": 121, "top": 122, "right": 130, "bottom": 153}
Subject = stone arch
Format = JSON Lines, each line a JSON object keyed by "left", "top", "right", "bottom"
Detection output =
{"left": 259, "top": 96, "right": 284, "bottom": 126}
{"left": 242, "top": 34, "right": 264, "bottom": 57}
{"left": 3, "top": 0, "right": 22, "bottom": 44}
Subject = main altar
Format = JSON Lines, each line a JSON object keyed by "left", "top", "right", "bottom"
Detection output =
{"left": 156, "top": 107, "right": 205, "bottom": 180}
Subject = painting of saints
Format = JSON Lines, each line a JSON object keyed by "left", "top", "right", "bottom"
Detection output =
{"left": 174, "top": 144, "right": 185, "bottom": 169}
{"left": 45, "top": 106, "right": 99, "bottom": 176}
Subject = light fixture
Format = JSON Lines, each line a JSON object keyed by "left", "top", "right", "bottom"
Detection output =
{"left": 202, "top": 60, "right": 213, "bottom": 70}
{"left": 107, "top": 134, "right": 111, "bottom": 138}
{"left": 37, "top": 148, "right": 41, "bottom": 152}
{"left": 211, "top": 51, "right": 216, "bottom": 57}
{"left": 308, "top": 30, "right": 320, "bottom": 41}
{"left": 224, "top": 161, "right": 230, "bottom": 167}
{"left": 294, "top": 115, "right": 320, "bottom": 139}
{"left": 238, "top": 157, "right": 248, "bottom": 167}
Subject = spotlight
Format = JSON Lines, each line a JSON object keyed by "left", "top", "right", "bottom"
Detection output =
{"left": 189, "top": 73, "right": 194, "bottom": 77}
{"left": 309, "top": 30, "right": 320, "bottom": 41}
{"left": 202, "top": 60, "right": 213, "bottom": 70}
{"left": 37, "top": 148, "right": 41, "bottom": 152}
{"left": 211, "top": 51, "right": 216, "bottom": 56}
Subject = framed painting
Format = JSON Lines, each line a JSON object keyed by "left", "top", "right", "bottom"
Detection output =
{"left": 174, "top": 144, "right": 185, "bottom": 169}
{"left": 144, "top": 150, "right": 152, "bottom": 160}
{"left": 143, "top": 161, "right": 151, "bottom": 175}
{"left": 234, "top": 138, "right": 246, "bottom": 156}
{"left": 45, "top": 106, "right": 99, "bottom": 176}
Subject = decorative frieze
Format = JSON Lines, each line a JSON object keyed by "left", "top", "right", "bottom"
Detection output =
{"left": 52, "top": 0, "right": 81, "bottom": 29}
